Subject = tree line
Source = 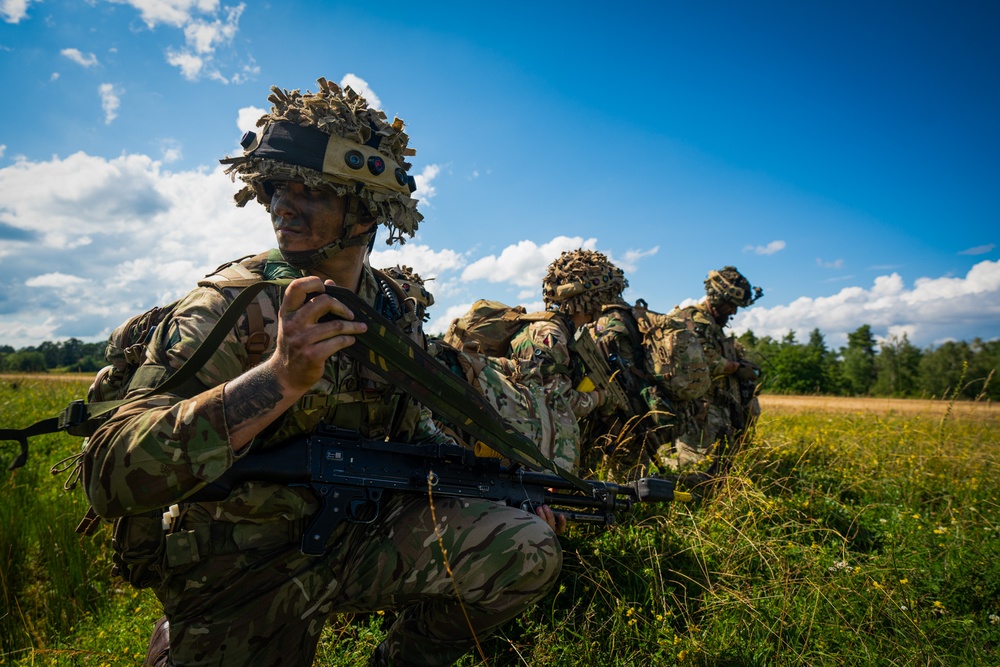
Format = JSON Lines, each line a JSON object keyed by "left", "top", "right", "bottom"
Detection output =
{"left": 1, "top": 324, "right": 998, "bottom": 400}
{"left": 737, "top": 325, "right": 999, "bottom": 401}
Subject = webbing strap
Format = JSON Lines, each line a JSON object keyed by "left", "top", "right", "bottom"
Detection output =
{"left": 0, "top": 279, "right": 291, "bottom": 469}
{"left": 325, "top": 285, "right": 589, "bottom": 491}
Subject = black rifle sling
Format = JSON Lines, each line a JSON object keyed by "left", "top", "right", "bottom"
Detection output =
{"left": 324, "top": 285, "right": 589, "bottom": 491}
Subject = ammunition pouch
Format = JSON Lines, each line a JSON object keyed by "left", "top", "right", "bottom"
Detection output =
{"left": 111, "top": 510, "right": 167, "bottom": 589}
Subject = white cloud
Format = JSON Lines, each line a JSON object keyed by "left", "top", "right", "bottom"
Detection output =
{"left": 0, "top": 144, "right": 5, "bottom": 158}
{"left": 817, "top": 257, "right": 844, "bottom": 269}
{"left": 108, "top": 0, "right": 248, "bottom": 83}
{"left": 237, "top": 106, "right": 265, "bottom": 135}
{"left": 461, "top": 236, "right": 597, "bottom": 288}
{"left": 413, "top": 164, "right": 440, "bottom": 204}
{"left": 733, "top": 260, "right": 1000, "bottom": 348}
{"left": 426, "top": 302, "right": 474, "bottom": 338}
{"left": 612, "top": 246, "right": 659, "bottom": 273}
{"left": 108, "top": 0, "right": 220, "bottom": 29}
{"left": 1, "top": 0, "right": 33, "bottom": 23}
{"left": 160, "top": 139, "right": 183, "bottom": 163}
{"left": 61, "top": 48, "right": 99, "bottom": 67}
{"left": 0, "top": 151, "right": 274, "bottom": 347}
{"left": 370, "top": 243, "right": 466, "bottom": 280}
{"left": 743, "top": 239, "right": 786, "bottom": 255}
{"left": 960, "top": 243, "right": 995, "bottom": 256}
{"left": 340, "top": 74, "right": 381, "bottom": 109}
{"left": 98, "top": 83, "right": 122, "bottom": 124}
{"left": 26, "top": 273, "right": 89, "bottom": 288}
{"left": 166, "top": 49, "right": 205, "bottom": 80}
{"left": 50, "top": 72, "right": 60, "bottom": 81}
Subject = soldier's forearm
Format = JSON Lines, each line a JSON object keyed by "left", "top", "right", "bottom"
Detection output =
{"left": 223, "top": 363, "right": 300, "bottom": 453}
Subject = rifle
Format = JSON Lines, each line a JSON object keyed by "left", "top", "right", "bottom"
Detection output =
{"left": 570, "top": 326, "right": 633, "bottom": 414}
{"left": 190, "top": 424, "right": 704, "bottom": 556}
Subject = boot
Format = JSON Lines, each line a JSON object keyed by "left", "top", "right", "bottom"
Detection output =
{"left": 144, "top": 615, "right": 170, "bottom": 667}
{"left": 366, "top": 641, "right": 389, "bottom": 667}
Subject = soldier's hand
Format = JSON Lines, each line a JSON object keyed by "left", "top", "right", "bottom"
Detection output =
{"left": 735, "top": 361, "right": 760, "bottom": 382}
{"left": 535, "top": 503, "right": 568, "bottom": 535}
{"left": 272, "top": 276, "right": 368, "bottom": 392}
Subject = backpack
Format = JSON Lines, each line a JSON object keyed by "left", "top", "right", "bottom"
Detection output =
{"left": 84, "top": 256, "right": 273, "bottom": 410}
{"left": 637, "top": 313, "right": 711, "bottom": 402}
{"left": 443, "top": 299, "right": 557, "bottom": 356}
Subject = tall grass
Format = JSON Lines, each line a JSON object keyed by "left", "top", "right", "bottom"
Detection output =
{"left": 2, "top": 378, "right": 998, "bottom": 665}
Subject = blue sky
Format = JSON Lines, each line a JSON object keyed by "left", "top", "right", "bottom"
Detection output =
{"left": 1, "top": 0, "right": 997, "bottom": 350}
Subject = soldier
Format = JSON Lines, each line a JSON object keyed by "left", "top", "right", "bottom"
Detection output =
{"left": 586, "top": 297, "right": 679, "bottom": 473}
{"left": 662, "top": 266, "right": 763, "bottom": 470}
{"left": 505, "top": 249, "right": 627, "bottom": 472}
{"left": 82, "top": 78, "right": 563, "bottom": 667}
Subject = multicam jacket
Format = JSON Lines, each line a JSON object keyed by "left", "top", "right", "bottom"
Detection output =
{"left": 666, "top": 301, "right": 735, "bottom": 396}
{"left": 507, "top": 316, "right": 600, "bottom": 420}
{"left": 83, "top": 250, "right": 449, "bottom": 521}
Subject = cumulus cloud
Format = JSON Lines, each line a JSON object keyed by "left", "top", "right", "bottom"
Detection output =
{"left": 743, "top": 239, "right": 786, "bottom": 255}
{"left": 236, "top": 105, "right": 265, "bottom": 134}
{"left": 370, "top": 243, "right": 467, "bottom": 279}
{"left": 98, "top": 83, "right": 122, "bottom": 124}
{"left": 960, "top": 243, "right": 995, "bottom": 256}
{"left": 160, "top": 139, "right": 183, "bottom": 163}
{"left": 733, "top": 260, "right": 1000, "bottom": 348}
{"left": 109, "top": 0, "right": 248, "bottom": 83}
{"left": 340, "top": 74, "right": 381, "bottom": 109}
{"left": 461, "top": 236, "right": 597, "bottom": 288}
{"left": 413, "top": 164, "right": 440, "bottom": 204}
{"left": 61, "top": 48, "right": 99, "bottom": 67}
{"left": 0, "top": 151, "right": 273, "bottom": 347}
{"left": 1, "top": 0, "right": 33, "bottom": 23}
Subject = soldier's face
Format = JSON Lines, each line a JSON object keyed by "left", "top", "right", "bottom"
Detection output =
{"left": 269, "top": 180, "right": 348, "bottom": 253}
{"left": 711, "top": 301, "right": 738, "bottom": 326}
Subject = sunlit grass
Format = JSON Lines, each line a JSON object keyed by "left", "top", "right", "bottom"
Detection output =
{"left": 2, "top": 378, "right": 998, "bottom": 665}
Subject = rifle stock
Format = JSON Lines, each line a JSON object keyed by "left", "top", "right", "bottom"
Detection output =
{"left": 192, "top": 425, "right": 705, "bottom": 556}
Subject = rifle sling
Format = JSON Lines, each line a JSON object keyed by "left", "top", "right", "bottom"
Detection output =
{"left": 3, "top": 279, "right": 589, "bottom": 492}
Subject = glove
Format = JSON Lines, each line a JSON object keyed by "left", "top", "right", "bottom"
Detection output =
{"left": 735, "top": 361, "right": 760, "bottom": 382}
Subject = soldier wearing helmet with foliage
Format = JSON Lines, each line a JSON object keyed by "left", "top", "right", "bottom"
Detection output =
{"left": 505, "top": 249, "right": 627, "bottom": 471}
{"left": 661, "top": 266, "right": 763, "bottom": 470}
{"left": 81, "top": 78, "right": 563, "bottom": 667}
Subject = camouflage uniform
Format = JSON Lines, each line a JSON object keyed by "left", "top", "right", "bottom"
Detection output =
{"left": 83, "top": 252, "right": 561, "bottom": 667}
{"left": 663, "top": 266, "right": 762, "bottom": 470}
{"left": 587, "top": 299, "right": 676, "bottom": 471}
{"left": 84, "top": 78, "right": 561, "bottom": 667}
{"left": 506, "top": 316, "right": 596, "bottom": 472}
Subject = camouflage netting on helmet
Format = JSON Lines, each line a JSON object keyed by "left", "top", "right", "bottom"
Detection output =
{"left": 704, "top": 265, "right": 762, "bottom": 308}
{"left": 542, "top": 249, "right": 628, "bottom": 315}
{"left": 222, "top": 77, "right": 422, "bottom": 245}
{"left": 382, "top": 265, "right": 435, "bottom": 321}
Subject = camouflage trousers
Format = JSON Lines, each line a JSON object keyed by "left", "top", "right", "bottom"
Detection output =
{"left": 154, "top": 494, "right": 562, "bottom": 666}
{"left": 661, "top": 402, "right": 729, "bottom": 470}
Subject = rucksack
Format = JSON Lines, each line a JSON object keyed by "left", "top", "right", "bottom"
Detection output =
{"left": 636, "top": 312, "right": 711, "bottom": 402}
{"left": 443, "top": 299, "right": 557, "bottom": 356}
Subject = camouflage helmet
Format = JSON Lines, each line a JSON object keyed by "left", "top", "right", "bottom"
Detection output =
{"left": 704, "top": 266, "right": 763, "bottom": 308}
{"left": 381, "top": 264, "right": 434, "bottom": 321}
{"left": 221, "top": 77, "right": 422, "bottom": 247}
{"left": 542, "top": 249, "right": 628, "bottom": 316}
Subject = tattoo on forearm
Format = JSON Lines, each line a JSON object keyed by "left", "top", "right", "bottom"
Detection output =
{"left": 225, "top": 368, "right": 284, "bottom": 428}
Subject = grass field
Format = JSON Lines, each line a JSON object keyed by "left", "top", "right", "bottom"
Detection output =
{"left": 1, "top": 377, "right": 998, "bottom": 666}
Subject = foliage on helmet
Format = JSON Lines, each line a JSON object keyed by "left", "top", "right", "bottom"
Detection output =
{"left": 221, "top": 77, "right": 422, "bottom": 245}
{"left": 704, "top": 266, "right": 763, "bottom": 308}
{"left": 382, "top": 265, "right": 434, "bottom": 321}
{"left": 542, "top": 249, "right": 628, "bottom": 316}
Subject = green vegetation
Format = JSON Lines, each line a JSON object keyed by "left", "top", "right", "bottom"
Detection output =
{"left": 739, "top": 326, "right": 999, "bottom": 400}
{"left": 2, "top": 377, "right": 999, "bottom": 665}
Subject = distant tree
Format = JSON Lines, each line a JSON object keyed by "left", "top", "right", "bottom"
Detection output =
{"left": 919, "top": 341, "right": 971, "bottom": 399}
{"left": 967, "top": 338, "right": 1000, "bottom": 401}
{"left": 841, "top": 324, "right": 877, "bottom": 395}
{"left": 5, "top": 351, "right": 47, "bottom": 372}
{"left": 873, "top": 334, "right": 923, "bottom": 397}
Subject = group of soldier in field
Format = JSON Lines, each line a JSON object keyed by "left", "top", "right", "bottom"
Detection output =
{"left": 71, "top": 78, "right": 764, "bottom": 666}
